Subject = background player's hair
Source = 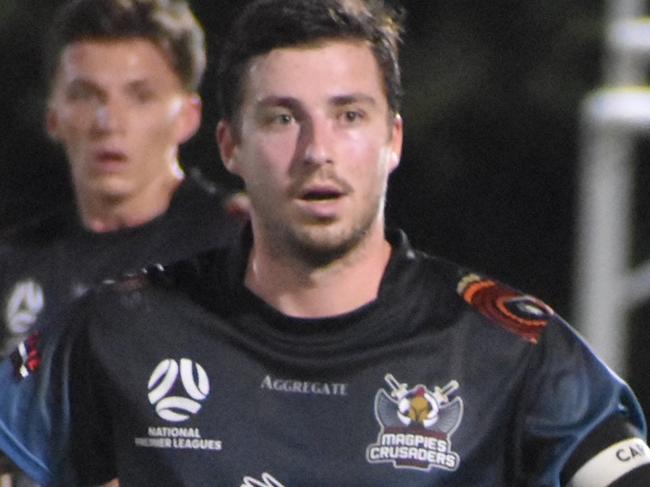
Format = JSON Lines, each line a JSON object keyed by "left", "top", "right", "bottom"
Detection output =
{"left": 45, "top": 0, "right": 206, "bottom": 92}
{"left": 217, "top": 0, "right": 405, "bottom": 137}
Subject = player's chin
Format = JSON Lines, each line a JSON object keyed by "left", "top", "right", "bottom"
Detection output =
{"left": 88, "top": 178, "right": 137, "bottom": 202}
{"left": 290, "top": 224, "right": 366, "bottom": 264}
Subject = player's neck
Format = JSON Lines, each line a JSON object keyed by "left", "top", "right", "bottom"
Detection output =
{"left": 245, "top": 225, "right": 392, "bottom": 318}
{"left": 76, "top": 169, "right": 184, "bottom": 233}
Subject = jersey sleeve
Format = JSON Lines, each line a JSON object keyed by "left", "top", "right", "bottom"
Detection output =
{"left": 518, "top": 317, "right": 650, "bottom": 486}
{"left": 0, "top": 294, "right": 115, "bottom": 486}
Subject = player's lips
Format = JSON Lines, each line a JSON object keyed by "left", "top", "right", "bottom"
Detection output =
{"left": 91, "top": 148, "right": 128, "bottom": 169}
{"left": 294, "top": 181, "right": 350, "bottom": 218}
{"left": 298, "top": 183, "right": 345, "bottom": 201}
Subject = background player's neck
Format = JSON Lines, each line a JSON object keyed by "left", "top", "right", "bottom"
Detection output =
{"left": 76, "top": 172, "right": 183, "bottom": 233}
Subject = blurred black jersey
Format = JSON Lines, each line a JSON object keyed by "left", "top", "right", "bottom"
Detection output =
{"left": 0, "top": 169, "right": 241, "bottom": 356}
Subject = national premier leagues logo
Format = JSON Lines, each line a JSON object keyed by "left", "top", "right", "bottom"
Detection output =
{"left": 5, "top": 280, "right": 44, "bottom": 336}
{"left": 366, "top": 374, "right": 463, "bottom": 472}
{"left": 148, "top": 358, "right": 210, "bottom": 422}
{"left": 136, "top": 358, "right": 223, "bottom": 453}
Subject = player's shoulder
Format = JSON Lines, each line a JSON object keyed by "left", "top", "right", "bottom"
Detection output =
{"left": 387, "top": 230, "right": 557, "bottom": 345}
{"left": 96, "top": 247, "right": 225, "bottom": 301}
{"left": 100, "top": 258, "right": 195, "bottom": 294}
{"left": 455, "top": 271, "right": 556, "bottom": 344}
{"left": 0, "top": 205, "right": 73, "bottom": 250}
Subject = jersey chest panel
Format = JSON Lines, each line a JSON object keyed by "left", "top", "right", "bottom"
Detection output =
{"left": 88, "top": 297, "right": 530, "bottom": 486}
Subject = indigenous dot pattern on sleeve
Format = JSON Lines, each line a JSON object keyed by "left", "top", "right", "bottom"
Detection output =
{"left": 457, "top": 273, "right": 554, "bottom": 344}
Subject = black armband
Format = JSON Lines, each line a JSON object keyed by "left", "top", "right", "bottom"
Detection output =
{"left": 562, "top": 415, "right": 650, "bottom": 486}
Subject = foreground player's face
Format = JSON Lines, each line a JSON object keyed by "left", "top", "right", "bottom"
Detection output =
{"left": 218, "top": 40, "right": 402, "bottom": 262}
{"left": 46, "top": 39, "right": 200, "bottom": 204}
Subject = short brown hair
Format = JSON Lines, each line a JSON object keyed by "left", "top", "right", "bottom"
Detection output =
{"left": 46, "top": 0, "right": 206, "bottom": 92}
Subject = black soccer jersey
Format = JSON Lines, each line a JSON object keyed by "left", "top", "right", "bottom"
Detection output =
{"left": 0, "top": 230, "right": 649, "bottom": 486}
{"left": 0, "top": 169, "right": 241, "bottom": 357}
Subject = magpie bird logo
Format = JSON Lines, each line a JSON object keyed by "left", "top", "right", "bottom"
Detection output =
{"left": 366, "top": 374, "right": 463, "bottom": 471}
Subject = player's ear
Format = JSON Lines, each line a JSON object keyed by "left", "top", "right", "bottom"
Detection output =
{"left": 176, "top": 94, "right": 202, "bottom": 144}
{"left": 388, "top": 113, "right": 403, "bottom": 173}
{"left": 216, "top": 120, "right": 241, "bottom": 176}
{"left": 45, "top": 104, "right": 61, "bottom": 142}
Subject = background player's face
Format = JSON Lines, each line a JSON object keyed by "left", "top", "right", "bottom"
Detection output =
{"left": 46, "top": 39, "right": 200, "bottom": 205}
{"left": 219, "top": 40, "right": 402, "bottom": 262}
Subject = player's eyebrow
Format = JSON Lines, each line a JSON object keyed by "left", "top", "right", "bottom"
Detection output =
{"left": 256, "top": 96, "right": 301, "bottom": 110}
{"left": 127, "top": 78, "right": 152, "bottom": 88}
{"left": 329, "top": 93, "right": 377, "bottom": 107}
{"left": 124, "top": 78, "right": 158, "bottom": 93}
{"left": 63, "top": 77, "right": 103, "bottom": 98}
{"left": 255, "top": 93, "right": 378, "bottom": 113}
{"left": 66, "top": 77, "right": 98, "bottom": 89}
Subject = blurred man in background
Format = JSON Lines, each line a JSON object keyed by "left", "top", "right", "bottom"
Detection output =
{"left": 0, "top": 0, "right": 244, "bottom": 483}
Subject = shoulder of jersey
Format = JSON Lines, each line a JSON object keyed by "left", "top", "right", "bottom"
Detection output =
{"left": 99, "top": 262, "right": 177, "bottom": 293}
{"left": 0, "top": 205, "right": 73, "bottom": 247}
{"left": 98, "top": 253, "right": 209, "bottom": 295}
{"left": 456, "top": 272, "right": 555, "bottom": 344}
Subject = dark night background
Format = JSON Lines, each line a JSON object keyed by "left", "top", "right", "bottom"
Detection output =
{"left": 4, "top": 2, "right": 650, "bottom": 408}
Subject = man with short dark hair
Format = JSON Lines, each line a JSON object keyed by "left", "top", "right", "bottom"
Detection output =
{"left": 1, "top": 0, "right": 649, "bottom": 485}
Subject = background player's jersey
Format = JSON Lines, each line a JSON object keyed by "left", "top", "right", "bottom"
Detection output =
{"left": 0, "top": 169, "right": 240, "bottom": 357}
{"left": 0, "top": 230, "right": 648, "bottom": 486}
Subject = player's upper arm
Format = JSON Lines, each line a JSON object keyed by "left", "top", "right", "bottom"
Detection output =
{"left": 563, "top": 415, "right": 650, "bottom": 486}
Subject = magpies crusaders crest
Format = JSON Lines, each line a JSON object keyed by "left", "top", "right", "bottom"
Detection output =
{"left": 366, "top": 374, "right": 463, "bottom": 472}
